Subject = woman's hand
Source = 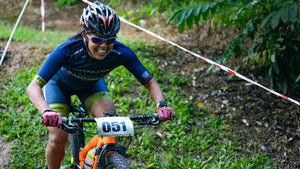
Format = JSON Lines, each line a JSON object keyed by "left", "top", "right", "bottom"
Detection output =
{"left": 41, "top": 110, "right": 62, "bottom": 127}
{"left": 156, "top": 107, "right": 174, "bottom": 122}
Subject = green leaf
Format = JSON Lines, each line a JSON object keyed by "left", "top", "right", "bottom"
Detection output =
{"left": 202, "top": 4, "right": 209, "bottom": 13}
{"left": 271, "top": 53, "right": 276, "bottom": 63}
{"left": 167, "top": 10, "right": 182, "bottom": 24}
{"left": 194, "top": 13, "right": 201, "bottom": 24}
{"left": 209, "top": 1, "right": 217, "bottom": 8}
{"left": 246, "top": 20, "right": 254, "bottom": 32}
{"left": 184, "top": 9, "right": 193, "bottom": 19}
{"left": 264, "top": 3, "right": 271, "bottom": 11}
{"left": 177, "top": 10, "right": 186, "bottom": 25}
{"left": 295, "top": 75, "right": 300, "bottom": 83}
{"left": 289, "top": 6, "right": 297, "bottom": 22}
{"left": 280, "top": 7, "right": 289, "bottom": 23}
{"left": 279, "top": 79, "right": 287, "bottom": 94}
{"left": 211, "top": 6, "right": 217, "bottom": 16}
{"left": 193, "top": 6, "right": 201, "bottom": 16}
{"left": 271, "top": 11, "right": 280, "bottom": 29}
{"left": 202, "top": 10, "right": 209, "bottom": 20}
{"left": 271, "top": 54, "right": 280, "bottom": 75}
{"left": 260, "top": 12, "right": 274, "bottom": 28}
{"left": 187, "top": 15, "right": 194, "bottom": 29}
{"left": 178, "top": 20, "right": 185, "bottom": 33}
{"left": 245, "top": 20, "right": 255, "bottom": 39}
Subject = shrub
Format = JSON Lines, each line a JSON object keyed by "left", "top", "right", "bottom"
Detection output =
{"left": 168, "top": 0, "right": 300, "bottom": 97}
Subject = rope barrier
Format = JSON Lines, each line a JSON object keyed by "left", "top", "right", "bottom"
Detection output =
{"left": 81, "top": 0, "right": 300, "bottom": 106}
{"left": 120, "top": 18, "right": 300, "bottom": 106}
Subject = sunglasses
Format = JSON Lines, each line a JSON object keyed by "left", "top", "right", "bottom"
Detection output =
{"left": 87, "top": 35, "right": 117, "bottom": 45}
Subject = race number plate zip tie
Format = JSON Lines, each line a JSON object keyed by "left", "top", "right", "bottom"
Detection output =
{"left": 80, "top": 0, "right": 300, "bottom": 106}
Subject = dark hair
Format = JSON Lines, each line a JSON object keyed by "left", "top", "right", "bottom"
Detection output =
{"left": 69, "top": 30, "right": 86, "bottom": 40}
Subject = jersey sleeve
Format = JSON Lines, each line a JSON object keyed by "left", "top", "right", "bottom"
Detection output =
{"left": 117, "top": 44, "right": 153, "bottom": 85}
{"left": 34, "top": 42, "right": 70, "bottom": 86}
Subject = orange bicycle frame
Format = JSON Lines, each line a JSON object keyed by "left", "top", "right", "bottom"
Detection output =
{"left": 79, "top": 136, "right": 116, "bottom": 169}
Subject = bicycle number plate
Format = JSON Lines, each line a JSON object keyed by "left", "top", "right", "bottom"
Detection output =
{"left": 95, "top": 117, "right": 134, "bottom": 137}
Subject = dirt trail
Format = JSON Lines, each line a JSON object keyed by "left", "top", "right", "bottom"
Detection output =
{"left": 1, "top": 0, "right": 300, "bottom": 168}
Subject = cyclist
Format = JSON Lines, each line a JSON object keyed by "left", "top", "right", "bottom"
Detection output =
{"left": 26, "top": 1, "right": 174, "bottom": 169}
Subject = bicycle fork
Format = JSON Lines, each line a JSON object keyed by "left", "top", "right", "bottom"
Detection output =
{"left": 79, "top": 136, "right": 126, "bottom": 169}
{"left": 95, "top": 143, "right": 126, "bottom": 169}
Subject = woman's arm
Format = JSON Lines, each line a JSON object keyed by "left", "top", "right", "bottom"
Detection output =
{"left": 144, "top": 78, "right": 165, "bottom": 105}
{"left": 27, "top": 79, "right": 62, "bottom": 127}
{"left": 26, "top": 80, "right": 51, "bottom": 113}
{"left": 144, "top": 78, "right": 174, "bottom": 122}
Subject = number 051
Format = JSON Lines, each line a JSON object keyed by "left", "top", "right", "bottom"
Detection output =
{"left": 102, "top": 121, "right": 127, "bottom": 132}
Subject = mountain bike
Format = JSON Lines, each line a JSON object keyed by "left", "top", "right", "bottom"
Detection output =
{"left": 60, "top": 104, "right": 161, "bottom": 169}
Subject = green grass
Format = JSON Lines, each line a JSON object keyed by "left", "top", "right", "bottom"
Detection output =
{"left": 0, "top": 26, "right": 276, "bottom": 168}
{"left": 0, "top": 23, "right": 74, "bottom": 48}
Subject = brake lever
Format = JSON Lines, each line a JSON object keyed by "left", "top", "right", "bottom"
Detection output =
{"left": 137, "top": 115, "right": 160, "bottom": 125}
{"left": 150, "top": 119, "right": 160, "bottom": 125}
{"left": 61, "top": 123, "right": 78, "bottom": 134}
{"left": 150, "top": 113, "right": 160, "bottom": 125}
{"left": 60, "top": 117, "right": 79, "bottom": 134}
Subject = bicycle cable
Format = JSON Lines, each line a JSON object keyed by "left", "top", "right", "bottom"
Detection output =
{"left": 125, "top": 137, "right": 133, "bottom": 150}
{"left": 134, "top": 119, "right": 151, "bottom": 129}
{"left": 73, "top": 123, "right": 97, "bottom": 135}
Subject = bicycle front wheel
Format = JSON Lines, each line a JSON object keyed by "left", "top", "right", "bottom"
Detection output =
{"left": 104, "top": 153, "right": 132, "bottom": 169}
{"left": 69, "top": 132, "right": 80, "bottom": 164}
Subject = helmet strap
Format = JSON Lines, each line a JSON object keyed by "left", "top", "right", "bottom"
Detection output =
{"left": 82, "top": 33, "right": 93, "bottom": 57}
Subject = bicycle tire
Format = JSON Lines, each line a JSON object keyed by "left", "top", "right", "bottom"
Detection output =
{"left": 104, "top": 153, "right": 132, "bottom": 169}
{"left": 69, "top": 132, "right": 80, "bottom": 164}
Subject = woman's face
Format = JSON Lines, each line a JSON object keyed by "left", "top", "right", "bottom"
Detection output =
{"left": 84, "top": 33, "right": 115, "bottom": 60}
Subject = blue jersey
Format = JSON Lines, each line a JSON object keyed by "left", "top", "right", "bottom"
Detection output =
{"left": 35, "top": 38, "right": 153, "bottom": 90}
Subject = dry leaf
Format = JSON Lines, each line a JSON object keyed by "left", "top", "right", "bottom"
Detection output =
{"left": 220, "top": 86, "right": 229, "bottom": 90}
{"left": 155, "top": 131, "right": 163, "bottom": 138}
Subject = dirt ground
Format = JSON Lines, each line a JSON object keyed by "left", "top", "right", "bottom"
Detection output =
{"left": 0, "top": 0, "right": 300, "bottom": 168}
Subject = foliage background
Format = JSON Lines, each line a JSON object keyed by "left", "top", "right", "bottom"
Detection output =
{"left": 167, "top": 0, "right": 300, "bottom": 97}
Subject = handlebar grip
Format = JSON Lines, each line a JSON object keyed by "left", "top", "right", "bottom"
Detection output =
{"left": 154, "top": 112, "right": 176, "bottom": 119}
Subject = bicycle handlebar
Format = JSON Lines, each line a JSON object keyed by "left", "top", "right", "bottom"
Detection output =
{"left": 62, "top": 113, "right": 159, "bottom": 124}
{"left": 61, "top": 113, "right": 161, "bottom": 135}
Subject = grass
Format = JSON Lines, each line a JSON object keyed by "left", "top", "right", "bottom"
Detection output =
{"left": 0, "top": 25, "right": 277, "bottom": 168}
{"left": 0, "top": 23, "right": 74, "bottom": 48}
